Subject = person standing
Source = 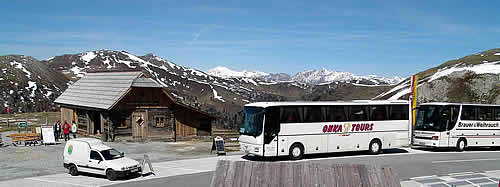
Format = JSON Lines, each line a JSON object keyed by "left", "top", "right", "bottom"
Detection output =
{"left": 53, "top": 121, "right": 61, "bottom": 142}
{"left": 62, "top": 120, "right": 71, "bottom": 141}
{"left": 71, "top": 120, "right": 78, "bottom": 139}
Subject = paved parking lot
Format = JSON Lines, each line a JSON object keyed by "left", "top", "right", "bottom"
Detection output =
{"left": 401, "top": 170, "right": 500, "bottom": 187}
{"left": 0, "top": 131, "right": 222, "bottom": 181}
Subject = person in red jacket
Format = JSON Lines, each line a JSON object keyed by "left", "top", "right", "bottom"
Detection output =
{"left": 62, "top": 120, "right": 71, "bottom": 141}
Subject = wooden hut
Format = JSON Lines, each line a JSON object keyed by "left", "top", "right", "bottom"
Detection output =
{"left": 54, "top": 71, "right": 215, "bottom": 141}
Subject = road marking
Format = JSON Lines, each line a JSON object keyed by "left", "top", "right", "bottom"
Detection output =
{"left": 154, "top": 166, "right": 208, "bottom": 173}
{"left": 448, "top": 171, "right": 477, "bottom": 176}
{"left": 28, "top": 177, "right": 92, "bottom": 187}
{"left": 432, "top": 158, "right": 500, "bottom": 163}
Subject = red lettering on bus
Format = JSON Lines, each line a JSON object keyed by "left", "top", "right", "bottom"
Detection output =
{"left": 323, "top": 125, "right": 328, "bottom": 133}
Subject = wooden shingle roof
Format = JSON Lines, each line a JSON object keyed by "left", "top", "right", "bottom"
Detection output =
{"left": 55, "top": 71, "right": 144, "bottom": 110}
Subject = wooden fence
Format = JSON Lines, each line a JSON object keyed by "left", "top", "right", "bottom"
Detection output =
{"left": 211, "top": 160, "right": 401, "bottom": 187}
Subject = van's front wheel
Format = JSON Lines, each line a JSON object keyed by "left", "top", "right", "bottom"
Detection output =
{"left": 106, "top": 169, "right": 117, "bottom": 181}
{"left": 68, "top": 164, "right": 78, "bottom": 176}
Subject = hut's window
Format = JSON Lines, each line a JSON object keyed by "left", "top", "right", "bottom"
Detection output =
{"left": 155, "top": 116, "right": 165, "bottom": 127}
{"left": 119, "top": 119, "right": 127, "bottom": 128}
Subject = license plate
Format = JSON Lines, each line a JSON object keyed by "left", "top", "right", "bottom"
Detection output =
{"left": 419, "top": 142, "right": 425, "bottom": 145}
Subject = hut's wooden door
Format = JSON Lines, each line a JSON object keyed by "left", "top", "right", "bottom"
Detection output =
{"left": 132, "top": 112, "right": 147, "bottom": 138}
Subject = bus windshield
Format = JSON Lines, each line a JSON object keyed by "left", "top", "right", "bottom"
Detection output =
{"left": 240, "top": 107, "right": 265, "bottom": 137}
{"left": 415, "top": 105, "right": 455, "bottom": 132}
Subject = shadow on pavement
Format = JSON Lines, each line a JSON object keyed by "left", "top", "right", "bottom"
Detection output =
{"left": 242, "top": 148, "right": 409, "bottom": 162}
{"left": 412, "top": 146, "right": 500, "bottom": 152}
{"left": 73, "top": 172, "right": 142, "bottom": 181}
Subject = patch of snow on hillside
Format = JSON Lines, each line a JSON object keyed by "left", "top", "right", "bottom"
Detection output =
{"left": 10, "top": 61, "right": 31, "bottom": 78}
{"left": 495, "top": 53, "right": 500, "bottom": 56}
{"left": 211, "top": 86, "right": 225, "bottom": 102}
{"left": 103, "top": 58, "right": 113, "bottom": 69}
{"left": 242, "top": 78, "right": 258, "bottom": 86}
{"left": 26, "top": 81, "right": 37, "bottom": 98}
{"left": 70, "top": 66, "right": 86, "bottom": 77}
{"left": 118, "top": 60, "right": 136, "bottom": 68}
{"left": 258, "top": 82, "right": 278, "bottom": 85}
{"left": 373, "top": 80, "right": 410, "bottom": 99}
{"left": 81, "top": 52, "right": 97, "bottom": 63}
{"left": 429, "top": 62, "right": 500, "bottom": 82}
{"left": 388, "top": 88, "right": 410, "bottom": 100}
{"left": 45, "top": 57, "right": 54, "bottom": 61}
{"left": 121, "top": 51, "right": 146, "bottom": 63}
{"left": 170, "top": 92, "right": 184, "bottom": 100}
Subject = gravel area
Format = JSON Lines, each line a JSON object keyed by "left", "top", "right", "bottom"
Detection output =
{"left": 0, "top": 131, "right": 234, "bottom": 181}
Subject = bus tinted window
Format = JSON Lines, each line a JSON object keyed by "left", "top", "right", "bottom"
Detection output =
{"left": 349, "top": 106, "right": 368, "bottom": 121}
{"left": 303, "top": 106, "right": 325, "bottom": 123}
{"left": 370, "top": 105, "right": 388, "bottom": 121}
{"left": 478, "top": 107, "right": 494, "bottom": 121}
{"left": 495, "top": 107, "right": 500, "bottom": 121}
{"left": 326, "top": 106, "right": 347, "bottom": 122}
{"left": 390, "top": 105, "right": 408, "bottom": 120}
{"left": 461, "top": 106, "right": 476, "bottom": 120}
{"left": 280, "top": 107, "right": 303, "bottom": 123}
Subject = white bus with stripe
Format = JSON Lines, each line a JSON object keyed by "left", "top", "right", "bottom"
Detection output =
{"left": 413, "top": 102, "right": 500, "bottom": 151}
{"left": 239, "top": 100, "right": 410, "bottom": 160}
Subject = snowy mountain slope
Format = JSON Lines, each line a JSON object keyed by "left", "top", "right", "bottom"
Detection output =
{"left": 207, "top": 66, "right": 269, "bottom": 78}
{"left": 208, "top": 66, "right": 403, "bottom": 86}
{"left": 0, "top": 55, "right": 68, "bottom": 113}
{"left": 376, "top": 48, "right": 500, "bottom": 104}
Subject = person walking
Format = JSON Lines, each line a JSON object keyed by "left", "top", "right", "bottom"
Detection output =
{"left": 53, "top": 121, "right": 61, "bottom": 142}
{"left": 71, "top": 120, "right": 78, "bottom": 139}
{"left": 62, "top": 120, "right": 71, "bottom": 141}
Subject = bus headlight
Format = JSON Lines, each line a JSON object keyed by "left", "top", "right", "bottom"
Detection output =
{"left": 254, "top": 147, "right": 260, "bottom": 152}
{"left": 432, "top": 136, "right": 439, "bottom": 140}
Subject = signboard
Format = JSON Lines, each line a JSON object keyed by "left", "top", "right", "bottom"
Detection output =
{"left": 141, "top": 154, "right": 155, "bottom": 176}
{"left": 212, "top": 136, "right": 226, "bottom": 155}
{"left": 41, "top": 126, "right": 56, "bottom": 144}
{"left": 18, "top": 122, "right": 28, "bottom": 128}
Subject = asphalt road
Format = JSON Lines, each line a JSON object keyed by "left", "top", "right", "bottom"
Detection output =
{"left": 109, "top": 147, "right": 500, "bottom": 187}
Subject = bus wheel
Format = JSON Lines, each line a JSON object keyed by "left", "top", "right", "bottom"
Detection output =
{"left": 289, "top": 143, "right": 304, "bottom": 160}
{"left": 456, "top": 139, "right": 467, "bottom": 152}
{"left": 369, "top": 139, "right": 382, "bottom": 155}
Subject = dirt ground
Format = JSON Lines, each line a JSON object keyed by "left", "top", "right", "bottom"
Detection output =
{"left": 0, "top": 131, "right": 236, "bottom": 181}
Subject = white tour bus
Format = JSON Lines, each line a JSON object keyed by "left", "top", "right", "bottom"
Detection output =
{"left": 413, "top": 102, "right": 500, "bottom": 151}
{"left": 239, "top": 100, "right": 410, "bottom": 160}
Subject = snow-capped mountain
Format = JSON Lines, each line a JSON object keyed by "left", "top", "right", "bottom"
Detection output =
{"left": 207, "top": 66, "right": 403, "bottom": 86}
{"left": 0, "top": 55, "right": 68, "bottom": 113}
{"left": 207, "top": 66, "right": 269, "bottom": 78}
{"left": 376, "top": 48, "right": 500, "bottom": 104}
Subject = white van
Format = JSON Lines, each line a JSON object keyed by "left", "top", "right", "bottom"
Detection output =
{"left": 63, "top": 138, "right": 141, "bottom": 180}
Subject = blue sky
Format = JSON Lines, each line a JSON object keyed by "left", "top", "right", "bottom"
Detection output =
{"left": 1, "top": 0, "right": 499, "bottom": 77}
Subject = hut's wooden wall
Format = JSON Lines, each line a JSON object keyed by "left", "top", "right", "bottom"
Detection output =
{"left": 60, "top": 107, "right": 74, "bottom": 126}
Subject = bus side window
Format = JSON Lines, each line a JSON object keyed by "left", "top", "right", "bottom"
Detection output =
{"left": 389, "top": 105, "right": 409, "bottom": 120}
{"left": 495, "top": 107, "right": 500, "bottom": 121}
{"left": 448, "top": 105, "right": 460, "bottom": 130}
{"left": 349, "top": 106, "right": 368, "bottom": 121}
{"left": 303, "top": 106, "right": 325, "bottom": 123}
{"left": 478, "top": 106, "right": 494, "bottom": 121}
{"left": 326, "top": 106, "right": 346, "bottom": 122}
{"left": 461, "top": 106, "right": 476, "bottom": 120}
{"left": 280, "top": 107, "right": 303, "bottom": 123}
{"left": 370, "top": 105, "right": 388, "bottom": 121}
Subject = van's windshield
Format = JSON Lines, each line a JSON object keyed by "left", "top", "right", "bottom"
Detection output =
{"left": 100, "top": 148, "right": 123, "bottom": 160}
